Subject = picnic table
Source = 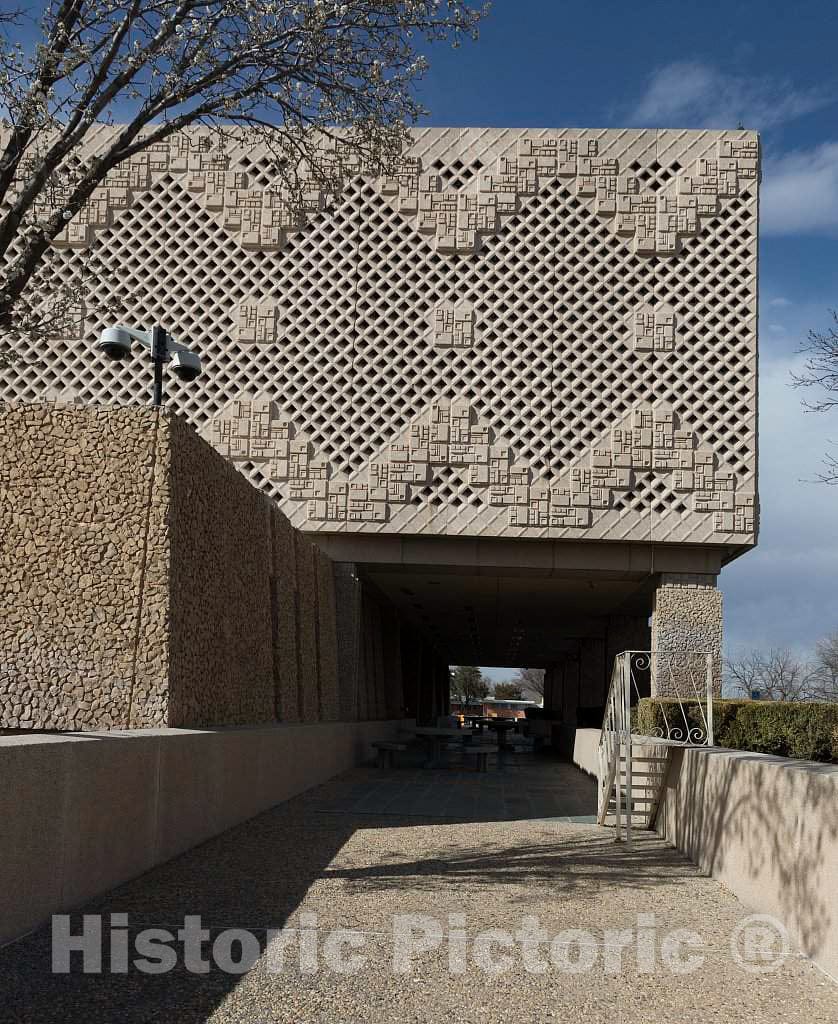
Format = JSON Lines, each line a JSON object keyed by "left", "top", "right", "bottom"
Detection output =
{"left": 486, "top": 719, "right": 517, "bottom": 750}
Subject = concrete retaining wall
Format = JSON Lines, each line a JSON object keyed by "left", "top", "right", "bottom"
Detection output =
{"left": 578, "top": 728, "right": 838, "bottom": 979}
{"left": 572, "top": 727, "right": 601, "bottom": 776}
{"left": 656, "top": 746, "right": 838, "bottom": 981}
{"left": 0, "top": 719, "right": 409, "bottom": 947}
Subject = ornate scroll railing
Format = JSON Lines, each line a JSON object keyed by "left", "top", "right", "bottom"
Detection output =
{"left": 596, "top": 650, "right": 715, "bottom": 844}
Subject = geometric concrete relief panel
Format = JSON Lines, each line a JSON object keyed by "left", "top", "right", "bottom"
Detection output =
{"left": 430, "top": 301, "right": 476, "bottom": 349}
{"left": 4, "top": 127, "right": 760, "bottom": 549}
{"left": 204, "top": 395, "right": 756, "bottom": 542}
{"left": 631, "top": 304, "right": 677, "bottom": 352}
{"left": 236, "top": 301, "right": 280, "bottom": 346}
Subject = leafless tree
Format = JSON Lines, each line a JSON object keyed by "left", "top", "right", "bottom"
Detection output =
{"left": 812, "top": 629, "right": 838, "bottom": 701}
{"left": 0, "top": 0, "right": 487, "bottom": 355}
{"left": 794, "top": 310, "right": 838, "bottom": 482}
{"left": 515, "top": 667, "right": 545, "bottom": 701}
{"left": 724, "top": 647, "right": 830, "bottom": 702}
{"left": 492, "top": 681, "right": 524, "bottom": 700}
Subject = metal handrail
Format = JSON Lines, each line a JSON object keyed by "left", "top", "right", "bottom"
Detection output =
{"left": 597, "top": 650, "right": 715, "bottom": 845}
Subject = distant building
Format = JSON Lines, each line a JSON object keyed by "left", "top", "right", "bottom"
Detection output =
{"left": 451, "top": 698, "right": 541, "bottom": 721}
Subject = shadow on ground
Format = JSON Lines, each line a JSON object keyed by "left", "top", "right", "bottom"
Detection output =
{"left": 0, "top": 757, "right": 596, "bottom": 1021}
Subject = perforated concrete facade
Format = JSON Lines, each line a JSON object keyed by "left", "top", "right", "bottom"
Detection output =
{"left": 5, "top": 126, "right": 759, "bottom": 548}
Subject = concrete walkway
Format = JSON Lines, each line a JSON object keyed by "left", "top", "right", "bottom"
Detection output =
{"left": 1, "top": 757, "right": 835, "bottom": 1023}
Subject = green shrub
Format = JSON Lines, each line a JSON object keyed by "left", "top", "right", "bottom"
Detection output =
{"left": 635, "top": 698, "right": 838, "bottom": 764}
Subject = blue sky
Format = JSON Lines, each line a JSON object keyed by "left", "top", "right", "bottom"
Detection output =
{"left": 413, "top": 0, "right": 838, "bottom": 674}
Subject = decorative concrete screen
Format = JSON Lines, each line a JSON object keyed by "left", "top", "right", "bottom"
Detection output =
{"left": 4, "top": 127, "right": 759, "bottom": 546}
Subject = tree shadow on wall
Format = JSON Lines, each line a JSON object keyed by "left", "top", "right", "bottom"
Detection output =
{"left": 668, "top": 748, "right": 838, "bottom": 967}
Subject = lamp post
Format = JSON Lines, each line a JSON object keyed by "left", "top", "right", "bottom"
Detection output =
{"left": 97, "top": 323, "right": 202, "bottom": 406}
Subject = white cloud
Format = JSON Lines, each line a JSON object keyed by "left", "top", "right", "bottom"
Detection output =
{"left": 628, "top": 63, "right": 838, "bottom": 236}
{"left": 760, "top": 142, "right": 838, "bottom": 235}
{"left": 629, "top": 61, "right": 833, "bottom": 130}
{"left": 768, "top": 297, "right": 792, "bottom": 308}
{"left": 723, "top": 352, "right": 838, "bottom": 655}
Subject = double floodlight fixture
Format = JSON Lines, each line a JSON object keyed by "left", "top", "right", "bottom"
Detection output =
{"left": 97, "top": 323, "right": 203, "bottom": 406}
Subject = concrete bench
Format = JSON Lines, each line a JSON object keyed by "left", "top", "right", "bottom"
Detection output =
{"left": 462, "top": 744, "right": 499, "bottom": 772}
{"left": 371, "top": 741, "right": 408, "bottom": 769}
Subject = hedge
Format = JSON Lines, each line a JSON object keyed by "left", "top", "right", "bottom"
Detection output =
{"left": 635, "top": 698, "right": 838, "bottom": 764}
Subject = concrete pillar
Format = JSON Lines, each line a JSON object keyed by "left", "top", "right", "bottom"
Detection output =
{"left": 362, "top": 594, "right": 379, "bottom": 719}
{"left": 296, "top": 538, "right": 321, "bottom": 723}
{"left": 400, "top": 625, "right": 420, "bottom": 720}
{"left": 381, "top": 605, "right": 404, "bottom": 719}
{"left": 270, "top": 506, "right": 300, "bottom": 722}
{"left": 333, "top": 563, "right": 361, "bottom": 722}
{"left": 315, "top": 549, "right": 340, "bottom": 722}
{"left": 543, "top": 663, "right": 561, "bottom": 716}
{"left": 650, "top": 573, "right": 723, "bottom": 697}
{"left": 578, "top": 637, "right": 606, "bottom": 711}
{"left": 544, "top": 655, "right": 579, "bottom": 723}
{"left": 561, "top": 653, "right": 580, "bottom": 726}
{"left": 605, "top": 614, "right": 652, "bottom": 700}
{"left": 416, "top": 642, "right": 435, "bottom": 725}
{"left": 438, "top": 657, "right": 451, "bottom": 717}
{"left": 605, "top": 614, "right": 651, "bottom": 671}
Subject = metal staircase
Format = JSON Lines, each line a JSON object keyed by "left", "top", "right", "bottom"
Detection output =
{"left": 597, "top": 651, "right": 715, "bottom": 844}
{"left": 602, "top": 750, "right": 670, "bottom": 828}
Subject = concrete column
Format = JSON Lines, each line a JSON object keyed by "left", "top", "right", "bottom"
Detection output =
{"left": 544, "top": 655, "right": 579, "bottom": 724}
{"left": 333, "top": 563, "right": 361, "bottom": 722}
{"left": 578, "top": 637, "right": 606, "bottom": 711}
{"left": 315, "top": 549, "right": 340, "bottom": 722}
{"left": 362, "top": 594, "right": 379, "bottom": 719}
{"left": 438, "top": 657, "right": 451, "bottom": 717}
{"left": 270, "top": 506, "right": 300, "bottom": 722}
{"left": 605, "top": 614, "right": 652, "bottom": 700}
{"left": 543, "top": 664, "right": 560, "bottom": 714}
{"left": 296, "top": 539, "right": 321, "bottom": 723}
{"left": 650, "top": 573, "right": 723, "bottom": 697}
{"left": 416, "top": 642, "right": 435, "bottom": 725}
{"left": 381, "top": 606, "right": 404, "bottom": 719}
{"left": 561, "top": 653, "right": 580, "bottom": 726}
{"left": 399, "top": 625, "right": 420, "bottom": 720}
{"left": 605, "top": 614, "right": 651, "bottom": 670}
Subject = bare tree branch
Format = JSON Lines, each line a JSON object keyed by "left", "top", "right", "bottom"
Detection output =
{"left": 794, "top": 310, "right": 838, "bottom": 483}
{"left": 0, "top": 0, "right": 490, "bottom": 345}
{"left": 515, "top": 667, "right": 545, "bottom": 700}
{"left": 724, "top": 646, "right": 838, "bottom": 702}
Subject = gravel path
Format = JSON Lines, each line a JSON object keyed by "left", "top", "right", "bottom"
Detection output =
{"left": 1, "top": 759, "right": 835, "bottom": 1023}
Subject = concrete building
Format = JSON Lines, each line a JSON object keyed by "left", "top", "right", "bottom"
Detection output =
{"left": 0, "top": 126, "right": 760, "bottom": 719}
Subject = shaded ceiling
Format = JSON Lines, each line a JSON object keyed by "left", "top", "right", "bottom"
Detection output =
{"left": 362, "top": 564, "right": 656, "bottom": 666}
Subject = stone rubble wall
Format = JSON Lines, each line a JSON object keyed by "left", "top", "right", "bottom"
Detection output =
{"left": 167, "top": 414, "right": 275, "bottom": 727}
{"left": 271, "top": 506, "right": 300, "bottom": 722}
{"left": 650, "top": 572, "right": 723, "bottom": 697}
{"left": 315, "top": 546, "right": 341, "bottom": 722}
{"left": 295, "top": 535, "right": 321, "bottom": 724}
{"left": 0, "top": 403, "right": 403, "bottom": 730}
{"left": 0, "top": 403, "right": 171, "bottom": 729}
